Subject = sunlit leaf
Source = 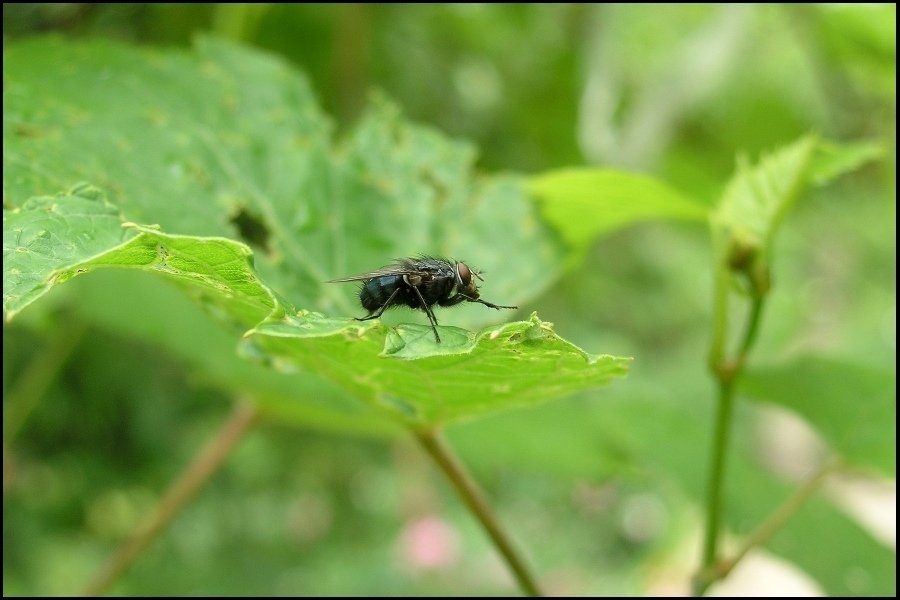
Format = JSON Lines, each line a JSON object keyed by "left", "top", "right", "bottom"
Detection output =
{"left": 4, "top": 184, "right": 281, "bottom": 327}
{"left": 246, "top": 311, "right": 631, "bottom": 425}
{"left": 527, "top": 168, "right": 707, "bottom": 255}
{"left": 3, "top": 184, "right": 128, "bottom": 320}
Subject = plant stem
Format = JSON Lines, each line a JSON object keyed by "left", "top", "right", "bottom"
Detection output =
{"left": 737, "top": 296, "right": 765, "bottom": 360}
{"left": 716, "top": 458, "right": 840, "bottom": 579}
{"left": 413, "top": 428, "right": 542, "bottom": 597}
{"left": 82, "top": 401, "right": 259, "bottom": 596}
{"left": 700, "top": 377, "right": 735, "bottom": 573}
{"left": 707, "top": 262, "right": 731, "bottom": 373}
{"left": 695, "top": 458, "right": 840, "bottom": 594}
{"left": 697, "top": 293, "right": 766, "bottom": 596}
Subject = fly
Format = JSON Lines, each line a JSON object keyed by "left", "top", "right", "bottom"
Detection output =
{"left": 328, "top": 256, "right": 517, "bottom": 343}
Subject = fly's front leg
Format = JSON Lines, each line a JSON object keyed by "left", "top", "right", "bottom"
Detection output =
{"left": 475, "top": 299, "right": 518, "bottom": 310}
{"left": 461, "top": 295, "right": 518, "bottom": 310}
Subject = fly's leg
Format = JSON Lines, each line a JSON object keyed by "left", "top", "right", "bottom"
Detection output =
{"left": 463, "top": 295, "right": 518, "bottom": 310}
{"left": 410, "top": 284, "right": 442, "bottom": 343}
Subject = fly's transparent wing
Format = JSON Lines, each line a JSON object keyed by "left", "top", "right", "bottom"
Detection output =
{"left": 327, "top": 257, "right": 455, "bottom": 283}
{"left": 327, "top": 261, "right": 424, "bottom": 283}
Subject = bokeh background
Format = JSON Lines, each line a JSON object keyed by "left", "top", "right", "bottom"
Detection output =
{"left": 3, "top": 4, "right": 895, "bottom": 596}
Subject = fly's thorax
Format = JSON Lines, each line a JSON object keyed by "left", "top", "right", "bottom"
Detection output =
{"left": 403, "top": 273, "right": 423, "bottom": 286}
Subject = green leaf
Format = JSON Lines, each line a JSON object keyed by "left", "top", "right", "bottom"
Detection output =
{"left": 245, "top": 311, "right": 631, "bottom": 425}
{"left": 808, "top": 138, "right": 885, "bottom": 186}
{"left": 3, "top": 183, "right": 128, "bottom": 320}
{"left": 70, "top": 270, "right": 399, "bottom": 439}
{"left": 4, "top": 184, "right": 282, "bottom": 327}
{"left": 713, "top": 135, "right": 819, "bottom": 255}
{"left": 3, "top": 183, "right": 393, "bottom": 438}
{"left": 3, "top": 37, "right": 627, "bottom": 428}
{"left": 578, "top": 392, "right": 896, "bottom": 596}
{"left": 3, "top": 36, "right": 565, "bottom": 320}
{"left": 527, "top": 168, "right": 708, "bottom": 254}
{"left": 741, "top": 355, "right": 896, "bottom": 475}
{"left": 772, "top": 493, "right": 896, "bottom": 596}
{"left": 708, "top": 135, "right": 883, "bottom": 301}
{"left": 711, "top": 135, "right": 883, "bottom": 270}
{"left": 4, "top": 185, "right": 631, "bottom": 426}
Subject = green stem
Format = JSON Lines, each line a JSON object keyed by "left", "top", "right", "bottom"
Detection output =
{"left": 413, "top": 428, "right": 541, "bottom": 597}
{"left": 707, "top": 263, "right": 731, "bottom": 374}
{"left": 716, "top": 458, "right": 840, "bottom": 579}
{"left": 697, "top": 292, "right": 767, "bottom": 596}
{"left": 699, "top": 377, "right": 736, "bottom": 573}
{"left": 737, "top": 296, "right": 765, "bottom": 359}
{"left": 696, "top": 458, "right": 840, "bottom": 594}
{"left": 82, "top": 401, "right": 259, "bottom": 596}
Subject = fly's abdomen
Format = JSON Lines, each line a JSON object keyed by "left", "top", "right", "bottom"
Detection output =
{"left": 359, "top": 275, "right": 402, "bottom": 312}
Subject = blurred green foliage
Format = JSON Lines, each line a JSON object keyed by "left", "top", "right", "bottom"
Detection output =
{"left": 3, "top": 4, "right": 895, "bottom": 596}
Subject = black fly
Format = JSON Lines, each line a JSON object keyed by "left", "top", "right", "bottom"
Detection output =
{"left": 328, "top": 256, "right": 517, "bottom": 343}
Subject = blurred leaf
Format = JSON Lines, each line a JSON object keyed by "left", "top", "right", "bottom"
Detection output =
{"left": 708, "top": 134, "right": 883, "bottom": 300}
{"left": 809, "top": 139, "right": 885, "bottom": 186}
{"left": 808, "top": 4, "right": 897, "bottom": 99}
{"left": 769, "top": 492, "right": 896, "bottom": 597}
{"left": 712, "top": 135, "right": 883, "bottom": 257}
{"left": 712, "top": 135, "right": 818, "bottom": 254}
{"left": 741, "top": 355, "right": 895, "bottom": 475}
{"left": 584, "top": 392, "right": 896, "bottom": 596}
{"left": 527, "top": 168, "right": 707, "bottom": 255}
{"left": 246, "top": 311, "right": 631, "bottom": 425}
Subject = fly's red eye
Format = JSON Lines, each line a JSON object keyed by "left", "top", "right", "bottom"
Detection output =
{"left": 457, "top": 262, "right": 472, "bottom": 286}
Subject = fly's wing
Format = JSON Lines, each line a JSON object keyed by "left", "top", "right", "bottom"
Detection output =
{"left": 327, "top": 266, "right": 408, "bottom": 283}
{"left": 326, "top": 258, "right": 443, "bottom": 283}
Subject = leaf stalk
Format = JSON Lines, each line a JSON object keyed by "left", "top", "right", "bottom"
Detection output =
{"left": 697, "top": 283, "right": 767, "bottom": 595}
{"left": 82, "top": 401, "right": 259, "bottom": 596}
{"left": 413, "top": 428, "right": 542, "bottom": 597}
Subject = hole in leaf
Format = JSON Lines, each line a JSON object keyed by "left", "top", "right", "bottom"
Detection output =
{"left": 229, "top": 206, "right": 272, "bottom": 254}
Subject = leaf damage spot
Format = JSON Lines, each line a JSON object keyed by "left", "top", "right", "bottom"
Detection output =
{"left": 229, "top": 205, "right": 272, "bottom": 254}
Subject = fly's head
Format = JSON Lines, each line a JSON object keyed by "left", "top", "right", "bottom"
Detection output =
{"left": 455, "top": 262, "right": 483, "bottom": 299}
